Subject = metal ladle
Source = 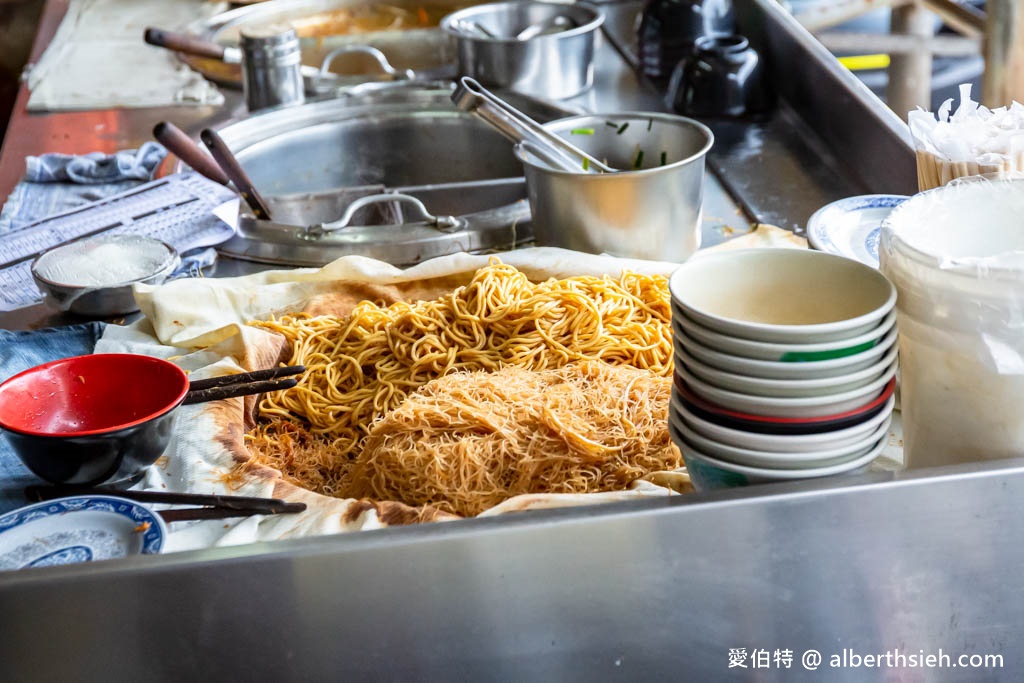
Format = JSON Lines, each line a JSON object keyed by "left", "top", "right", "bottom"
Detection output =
{"left": 451, "top": 77, "right": 614, "bottom": 174}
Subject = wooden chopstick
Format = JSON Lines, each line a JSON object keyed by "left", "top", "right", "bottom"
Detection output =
{"left": 25, "top": 485, "right": 305, "bottom": 514}
{"left": 187, "top": 365, "right": 305, "bottom": 392}
{"left": 180, "top": 365, "right": 304, "bottom": 405}
{"left": 158, "top": 503, "right": 307, "bottom": 523}
{"left": 182, "top": 377, "right": 298, "bottom": 405}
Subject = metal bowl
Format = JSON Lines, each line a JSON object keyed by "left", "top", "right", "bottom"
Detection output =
{"left": 515, "top": 112, "right": 714, "bottom": 262}
{"left": 441, "top": 1, "right": 604, "bottom": 99}
{"left": 31, "top": 235, "right": 180, "bottom": 317}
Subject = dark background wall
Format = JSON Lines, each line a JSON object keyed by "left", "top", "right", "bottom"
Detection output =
{"left": 0, "top": 0, "right": 44, "bottom": 141}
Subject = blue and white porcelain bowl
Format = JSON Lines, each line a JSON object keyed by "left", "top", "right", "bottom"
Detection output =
{"left": 807, "top": 194, "right": 909, "bottom": 268}
{"left": 0, "top": 496, "right": 166, "bottom": 571}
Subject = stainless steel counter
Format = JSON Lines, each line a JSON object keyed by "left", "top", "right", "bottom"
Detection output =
{"left": 0, "top": 459, "right": 1019, "bottom": 681}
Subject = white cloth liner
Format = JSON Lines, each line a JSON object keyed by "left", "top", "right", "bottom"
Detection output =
{"left": 98, "top": 248, "right": 689, "bottom": 553}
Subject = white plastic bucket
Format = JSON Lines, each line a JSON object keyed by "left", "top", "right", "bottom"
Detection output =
{"left": 880, "top": 178, "right": 1024, "bottom": 468}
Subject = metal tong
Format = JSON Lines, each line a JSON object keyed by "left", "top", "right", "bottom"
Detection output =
{"left": 451, "top": 77, "right": 613, "bottom": 174}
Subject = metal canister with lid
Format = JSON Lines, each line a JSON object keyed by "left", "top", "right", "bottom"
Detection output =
{"left": 240, "top": 23, "right": 305, "bottom": 112}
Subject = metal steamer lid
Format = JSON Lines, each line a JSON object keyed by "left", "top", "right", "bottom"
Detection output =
{"left": 208, "top": 85, "right": 534, "bottom": 266}
{"left": 225, "top": 199, "right": 530, "bottom": 267}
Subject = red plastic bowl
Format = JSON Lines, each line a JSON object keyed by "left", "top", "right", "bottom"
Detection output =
{"left": 0, "top": 354, "right": 189, "bottom": 485}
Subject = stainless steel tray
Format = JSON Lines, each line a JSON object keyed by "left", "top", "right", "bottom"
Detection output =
{"left": 1, "top": 459, "right": 1019, "bottom": 680}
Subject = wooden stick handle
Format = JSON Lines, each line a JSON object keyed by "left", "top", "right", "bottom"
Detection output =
{"left": 200, "top": 128, "right": 274, "bottom": 220}
{"left": 182, "top": 378, "right": 298, "bottom": 405}
{"left": 144, "top": 27, "right": 227, "bottom": 61}
{"left": 187, "top": 365, "right": 305, "bottom": 392}
{"left": 153, "top": 121, "right": 230, "bottom": 186}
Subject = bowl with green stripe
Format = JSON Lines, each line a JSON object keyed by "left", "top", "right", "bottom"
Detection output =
{"left": 668, "top": 249, "right": 896, "bottom": 343}
{"left": 669, "top": 420, "right": 885, "bottom": 492}
{"left": 672, "top": 309, "right": 895, "bottom": 362}
{"left": 673, "top": 345, "right": 898, "bottom": 398}
{"left": 675, "top": 326, "right": 898, "bottom": 379}
{"left": 670, "top": 408, "right": 892, "bottom": 469}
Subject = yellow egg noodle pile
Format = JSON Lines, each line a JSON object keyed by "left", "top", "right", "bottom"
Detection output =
{"left": 244, "top": 260, "right": 675, "bottom": 512}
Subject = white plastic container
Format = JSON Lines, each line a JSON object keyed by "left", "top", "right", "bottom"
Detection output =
{"left": 880, "top": 179, "right": 1024, "bottom": 468}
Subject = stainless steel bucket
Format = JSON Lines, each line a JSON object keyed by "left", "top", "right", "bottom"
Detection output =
{"left": 515, "top": 112, "right": 714, "bottom": 262}
{"left": 441, "top": 1, "right": 604, "bottom": 100}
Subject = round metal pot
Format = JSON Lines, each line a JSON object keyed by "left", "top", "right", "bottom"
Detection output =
{"left": 183, "top": 0, "right": 465, "bottom": 87}
{"left": 172, "top": 84, "right": 538, "bottom": 266}
{"left": 515, "top": 112, "right": 714, "bottom": 262}
{"left": 441, "top": 1, "right": 604, "bottom": 99}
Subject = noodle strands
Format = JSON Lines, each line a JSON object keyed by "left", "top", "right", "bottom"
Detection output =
{"left": 348, "top": 361, "right": 680, "bottom": 516}
{"left": 250, "top": 261, "right": 673, "bottom": 464}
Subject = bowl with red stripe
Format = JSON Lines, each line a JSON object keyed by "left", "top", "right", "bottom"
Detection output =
{"left": 672, "top": 375, "right": 897, "bottom": 435}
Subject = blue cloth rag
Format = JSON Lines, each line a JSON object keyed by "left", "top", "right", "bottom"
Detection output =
{"left": 0, "top": 323, "right": 107, "bottom": 514}
{"left": 0, "top": 143, "right": 218, "bottom": 275}
{"left": 25, "top": 142, "right": 167, "bottom": 184}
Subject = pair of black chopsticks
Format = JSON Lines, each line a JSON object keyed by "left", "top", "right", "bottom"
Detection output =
{"left": 183, "top": 365, "right": 305, "bottom": 405}
{"left": 24, "top": 485, "right": 307, "bottom": 523}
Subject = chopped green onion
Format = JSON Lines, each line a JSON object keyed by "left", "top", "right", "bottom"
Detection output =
{"left": 582, "top": 158, "right": 590, "bottom": 171}
{"left": 605, "top": 120, "right": 618, "bottom": 128}
{"left": 660, "top": 151, "right": 667, "bottom": 166}
{"left": 647, "top": 118, "right": 653, "bottom": 131}
{"left": 570, "top": 127, "right": 595, "bottom": 135}
{"left": 633, "top": 149, "right": 644, "bottom": 169}
{"left": 616, "top": 122, "right": 630, "bottom": 135}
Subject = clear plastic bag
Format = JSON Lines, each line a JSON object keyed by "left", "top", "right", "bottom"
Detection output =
{"left": 880, "top": 178, "right": 1024, "bottom": 468}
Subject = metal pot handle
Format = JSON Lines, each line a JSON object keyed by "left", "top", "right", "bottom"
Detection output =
{"left": 317, "top": 46, "right": 415, "bottom": 84}
{"left": 307, "top": 193, "right": 462, "bottom": 236}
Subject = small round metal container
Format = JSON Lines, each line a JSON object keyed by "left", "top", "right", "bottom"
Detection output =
{"left": 31, "top": 235, "right": 180, "bottom": 317}
{"left": 514, "top": 112, "right": 714, "bottom": 262}
{"left": 441, "top": 1, "right": 604, "bottom": 100}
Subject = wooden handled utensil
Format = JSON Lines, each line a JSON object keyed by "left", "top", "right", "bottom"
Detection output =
{"left": 144, "top": 27, "right": 241, "bottom": 63}
{"left": 200, "top": 128, "right": 274, "bottom": 220}
{"left": 153, "top": 121, "right": 230, "bottom": 186}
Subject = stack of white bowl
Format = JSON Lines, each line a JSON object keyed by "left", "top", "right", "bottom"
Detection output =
{"left": 667, "top": 249, "right": 898, "bottom": 491}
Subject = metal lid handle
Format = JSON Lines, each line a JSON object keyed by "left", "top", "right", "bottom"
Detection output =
{"left": 309, "top": 193, "right": 461, "bottom": 236}
{"left": 318, "top": 45, "right": 415, "bottom": 83}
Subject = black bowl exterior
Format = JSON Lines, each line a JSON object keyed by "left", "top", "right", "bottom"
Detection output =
{"left": 637, "top": 0, "right": 736, "bottom": 83}
{"left": 4, "top": 409, "right": 176, "bottom": 486}
{"left": 668, "top": 34, "right": 774, "bottom": 120}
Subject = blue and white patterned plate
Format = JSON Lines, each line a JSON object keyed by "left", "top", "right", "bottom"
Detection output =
{"left": 0, "top": 496, "right": 166, "bottom": 571}
{"left": 807, "top": 195, "right": 909, "bottom": 268}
